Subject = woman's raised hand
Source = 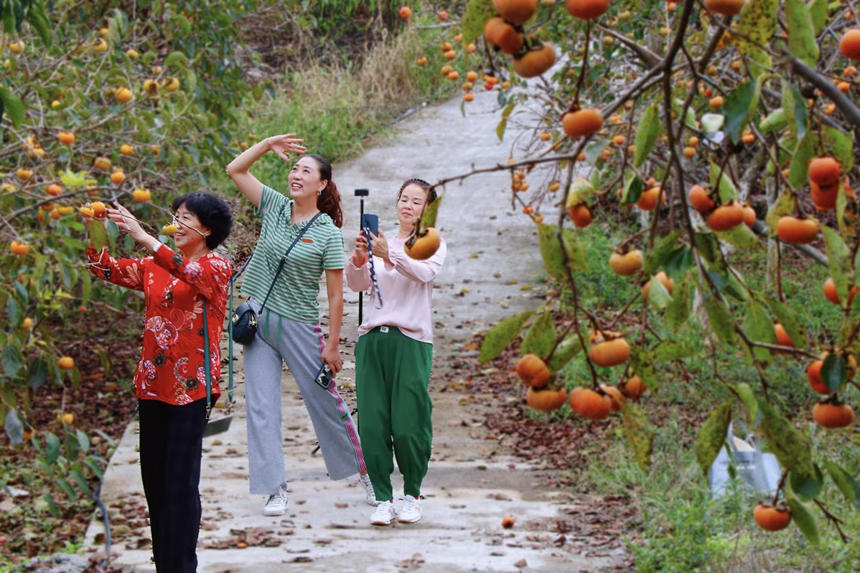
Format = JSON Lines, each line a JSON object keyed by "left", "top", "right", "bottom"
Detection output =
{"left": 267, "top": 133, "right": 307, "bottom": 162}
{"left": 107, "top": 203, "right": 148, "bottom": 243}
{"left": 368, "top": 229, "right": 390, "bottom": 263}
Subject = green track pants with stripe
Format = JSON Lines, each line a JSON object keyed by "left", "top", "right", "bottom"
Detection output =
{"left": 355, "top": 326, "right": 433, "bottom": 501}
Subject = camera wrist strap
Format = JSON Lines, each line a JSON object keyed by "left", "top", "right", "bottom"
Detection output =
{"left": 366, "top": 239, "right": 383, "bottom": 308}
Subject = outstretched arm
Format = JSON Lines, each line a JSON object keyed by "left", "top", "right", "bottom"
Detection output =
{"left": 322, "top": 268, "right": 344, "bottom": 375}
{"left": 225, "top": 134, "right": 307, "bottom": 207}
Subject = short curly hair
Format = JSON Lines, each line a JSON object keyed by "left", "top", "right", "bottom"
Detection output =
{"left": 171, "top": 192, "right": 232, "bottom": 249}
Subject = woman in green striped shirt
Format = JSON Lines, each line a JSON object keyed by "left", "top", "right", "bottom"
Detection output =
{"left": 226, "top": 134, "right": 374, "bottom": 516}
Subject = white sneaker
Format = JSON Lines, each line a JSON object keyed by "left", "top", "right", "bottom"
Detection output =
{"left": 370, "top": 500, "right": 396, "bottom": 525}
{"left": 359, "top": 473, "right": 377, "bottom": 506}
{"left": 263, "top": 482, "right": 288, "bottom": 516}
{"left": 398, "top": 495, "right": 422, "bottom": 523}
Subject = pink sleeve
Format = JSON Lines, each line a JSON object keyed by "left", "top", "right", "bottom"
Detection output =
{"left": 345, "top": 257, "right": 372, "bottom": 292}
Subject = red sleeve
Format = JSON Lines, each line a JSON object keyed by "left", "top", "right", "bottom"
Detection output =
{"left": 86, "top": 246, "right": 146, "bottom": 291}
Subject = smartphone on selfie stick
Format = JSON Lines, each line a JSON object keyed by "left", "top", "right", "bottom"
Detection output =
{"left": 361, "top": 212, "right": 379, "bottom": 240}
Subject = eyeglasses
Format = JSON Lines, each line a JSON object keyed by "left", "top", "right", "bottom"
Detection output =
{"left": 172, "top": 214, "right": 207, "bottom": 238}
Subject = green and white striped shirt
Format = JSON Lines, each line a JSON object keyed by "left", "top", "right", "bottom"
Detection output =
{"left": 240, "top": 185, "right": 345, "bottom": 323}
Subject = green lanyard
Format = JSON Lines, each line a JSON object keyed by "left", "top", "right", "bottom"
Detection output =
{"left": 202, "top": 299, "right": 212, "bottom": 414}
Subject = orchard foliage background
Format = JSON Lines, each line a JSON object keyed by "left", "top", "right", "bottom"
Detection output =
{"left": 415, "top": 0, "right": 857, "bottom": 566}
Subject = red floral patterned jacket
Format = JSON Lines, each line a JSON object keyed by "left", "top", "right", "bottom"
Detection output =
{"left": 87, "top": 244, "right": 232, "bottom": 405}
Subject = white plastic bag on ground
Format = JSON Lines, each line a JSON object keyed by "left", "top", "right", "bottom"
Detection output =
{"left": 708, "top": 420, "right": 781, "bottom": 499}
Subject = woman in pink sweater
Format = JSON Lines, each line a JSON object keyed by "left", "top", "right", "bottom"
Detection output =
{"left": 346, "top": 178, "right": 446, "bottom": 526}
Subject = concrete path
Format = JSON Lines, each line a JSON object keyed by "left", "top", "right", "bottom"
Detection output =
{"left": 83, "top": 90, "right": 628, "bottom": 571}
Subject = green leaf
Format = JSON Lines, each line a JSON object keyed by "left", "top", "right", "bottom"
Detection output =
{"left": 759, "top": 108, "right": 787, "bottom": 134}
{"left": 547, "top": 333, "right": 583, "bottom": 372}
{"left": 663, "top": 246, "right": 694, "bottom": 277}
{"left": 563, "top": 228, "right": 589, "bottom": 271}
{"left": 709, "top": 162, "right": 738, "bottom": 203}
{"left": 621, "top": 401, "right": 655, "bottom": 471}
{"left": 724, "top": 272, "right": 750, "bottom": 302}
{"left": 479, "top": 310, "right": 535, "bottom": 364}
{"left": 715, "top": 224, "right": 761, "bottom": 249}
{"left": 27, "top": 358, "right": 48, "bottom": 388}
{"left": 628, "top": 346, "right": 659, "bottom": 392}
{"left": 59, "top": 169, "right": 97, "bottom": 189}
{"left": 645, "top": 274, "right": 672, "bottom": 309}
{"left": 76, "top": 429, "right": 90, "bottom": 452}
{"left": 6, "top": 297, "right": 21, "bottom": 329}
{"left": 764, "top": 295, "right": 807, "bottom": 352}
{"left": 45, "top": 432, "right": 61, "bottom": 465}
{"left": 736, "top": 0, "right": 779, "bottom": 76}
{"left": 757, "top": 400, "right": 815, "bottom": 478}
{"left": 565, "top": 178, "right": 596, "bottom": 209}
{"left": 786, "top": 495, "right": 820, "bottom": 544}
{"left": 742, "top": 299, "right": 775, "bottom": 364}
{"left": 787, "top": 83, "right": 809, "bottom": 142}
{"left": 823, "top": 461, "right": 860, "bottom": 508}
{"left": 520, "top": 312, "right": 556, "bottom": 359}
{"left": 633, "top": 103, "right": 662, "bottom": 168}
{"left": 537, "top": 223, "right": 587, "bottom": 278}
{"left": 644, "top": 231, "right": 681, "bottom": 275}
{"left": 653, "top": 339, "right": 694, "bottom": 361}
{"left": 788, "top": 132, "right": 815, "bottom": 189}
{"left": 0, "top": 87, "right": 25, "bottom": 127}
{"left": 420, "top": 192, "right": 442, "bottom": 229}
{"left": 786, "top": 0, "right": 820, "bottom": 67}
{"left": 4, "top": 409, "right": 24, "bottom": 446}
{"left": 694, "top": 232, "right": 723, "bottom": 265}
{"left": 496, "top": 102, "right": 515, "bottom": 142}
{"left": 164, "top": 50, "right": 189, "bottom": 69}
{"left": 822, "top": 126, "right": 855, "bottom": 171}
{"left": 822, "top": 226, "right": 853, "bottom": 305}
{"left": 666, "top": 275, "right": 693, "bottom": 329}
{"left": 765, "top": 189, "right": 797, "bottom": 231}
{"left": 808, "top": 0, "right": 828, "bottom": 33}
{"left": 621, "top": 175, "right": 643, "bottom": 206}
{"left": 462, "top": 0, "right": 496, "bottom": 44}
{"left": 704, "top": 295, "right": 736, "bottom": 345}
{"left": 789, "top": 464, "right": 823, "bottom": 501}
{"left": 821, "top": 353, "right": 846, "bottom": 393}
{"left": 694, "top": 401, "right": 732, "bottom": 476}
{"left": 2, "top": 345, "right": 23, "bottom": 378}
{"left": 64, "top": 430, "right": 80, "bottom": 460}
{"left": 69, "top": 469, "right": 91, "bottom": 496}
{"left": 88, "top": 220, "right": 107, "bottom": 251}
{"left": 84, "top": 458, "right": 104, "bottom": 479}
{"left": 723, "top": 80, "right": 759, "bottom": 145}
{"left": 56, "top": 478, "right": 77, "bottom": 501}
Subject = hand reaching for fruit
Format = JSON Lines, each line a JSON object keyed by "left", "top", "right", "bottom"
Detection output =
{"left": 107, "top": 203, "right": 148, "bottom": 243}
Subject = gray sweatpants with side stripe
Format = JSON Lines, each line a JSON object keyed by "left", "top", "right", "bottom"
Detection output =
{"left": 243, "top": 300, "right": 366, "bottom": 495}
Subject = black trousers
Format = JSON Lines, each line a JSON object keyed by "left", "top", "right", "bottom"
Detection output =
{"left": 138, "top": 398, "right": 207, "bottom": 573}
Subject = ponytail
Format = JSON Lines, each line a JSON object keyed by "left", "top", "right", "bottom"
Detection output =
{"left": 317, "top": 180, "right": 343, "bottom": 228}
{"left": 303, "top": 153, "right": 343, "bottom": 228}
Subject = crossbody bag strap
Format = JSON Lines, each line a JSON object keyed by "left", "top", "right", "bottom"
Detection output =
{"left": 203, "top": 299, "right": 212, "bottom": 419}
{"left": 256, "top": 211, "right": 324, "bottom": 312}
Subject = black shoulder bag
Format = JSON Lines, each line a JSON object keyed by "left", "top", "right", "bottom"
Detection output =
{"left": 230, "top": 212, "right": 322, "bottom": 345}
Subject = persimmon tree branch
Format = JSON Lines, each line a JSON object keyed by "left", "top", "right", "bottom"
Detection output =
{"left": 596, "top": 24, "right": 661, "bottom": 68}
{"left": 785, "top": 52, "right": 860, "bottom": 132}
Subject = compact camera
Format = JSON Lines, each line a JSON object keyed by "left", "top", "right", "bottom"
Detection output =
{"left": 314, "top": 363, "right": 333, "bottom": 390}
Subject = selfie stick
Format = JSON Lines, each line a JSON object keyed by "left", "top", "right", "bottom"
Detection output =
{"left": 354, "top": 188, "right": 369, "bottom": 324}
